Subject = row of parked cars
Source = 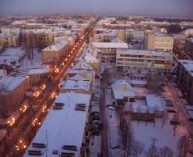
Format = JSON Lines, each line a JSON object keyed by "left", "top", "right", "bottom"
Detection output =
{"left": 88, "top": 111, "right": 103, "bottom": 136}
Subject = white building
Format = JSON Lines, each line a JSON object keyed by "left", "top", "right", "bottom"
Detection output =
{"left": 111, "top": 80, "right": 136, "bottom": 105}
{"left": 24, "top": 91, "right": 91, "bottom": 157}
{"left": 116, "top": 49, "right": 173, "bottom": 79}
{"left": 91, "top": 42, "right": 128, "bottom": 62}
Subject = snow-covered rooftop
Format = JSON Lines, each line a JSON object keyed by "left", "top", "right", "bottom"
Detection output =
{"left": 111, "top": 80, "right": 136, "bottom": 100}
{"left": 28, "top": 66, "right": 50, "bottom": 75}
{"left": 72, "top": 61, "right": 94, "bottom": 71}
{"left": 179, "top": 60, "right": 193, "bottom": 77}
{"left": 68, "top": 74, "right": 90, "bottom": 81}
{"left": 43, "top": 40, "right": 68, "bottom": 51}
{"left": 61, "top": 79, "right": 91, "bottom": 93}
{"left": 24, "top": 91, "right": 91, "bottom": 157}
{"left": 0, "top": 76, "right": 26, "bottom": 95}
{"left": 91, "top": 42, "right": 128, "bottom": 49}
{"left": 146, "top": 94, "right": 165, "bottom": 112}
{"left": 84, "top": 53, "right": 98, "bottom": 63}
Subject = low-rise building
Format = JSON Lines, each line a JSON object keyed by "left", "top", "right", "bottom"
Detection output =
{"left": 145, "top": 32, "right": 174, "bottom": 51}
{"left": 68, "top": 61, "right": 95, "bottom": 91}
{"left": 0, "top": 76, "right": 29, "bottom": 117}
{"left": 116, "top": 49, "right": 173, "bottom": 79}
{"left": 42, "top": 39, "right": 69, "bottom": 64}
{"left": 176, "top": 60, "right": 193, "bottom": 104}
{"left": 111, "top": 80, "right": 136, "bottom": 106}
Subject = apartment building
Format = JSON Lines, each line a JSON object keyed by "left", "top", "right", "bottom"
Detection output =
{"left": 116, "top": 49, "right": 173, "bottom": 79}
{"left": 42, "top": 39, "right": 69, "bottom": 64}
{"left": 0, "top": 33, "right": 19, "bottom": 47}
{"left": 184, "top": 38, "right": 193, "bottom": 58}
{"left": 91, "top": 42, "right": 128, "bottom": 62}
{"left": 145, "top": 32, "right": 174, "bottom": 51}
{"left": 176, "top": 60, "right": 193, "bottom": 104}
{"left": 0, "top": 76, "right": 29, "bottom": 117}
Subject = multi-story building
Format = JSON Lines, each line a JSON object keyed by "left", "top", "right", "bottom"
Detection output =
{"left": 91, "top": 42, "right": 128, "bottom": 62}
{"left": 0, "top": 33, "right": 19, "bottom": 47}
{"left": 0, "top": 76, "right": 29, "bottom": 117}
{"left": 24, "top": 68, "right": 93, "bottom": 157}
{"left": 184, "top": 38, "right": 193, "bottom": 58}
{"left": 42, "top": 39, "right": 69, "bottom": 64}
{"left": 116, "top": 49, "right": 173, "bottom": 79}
{"left": 145, "top": 32, "right": 174, "bottom": 51}
{"left": 176, "top": 60, "right": 193, "bottom": 104}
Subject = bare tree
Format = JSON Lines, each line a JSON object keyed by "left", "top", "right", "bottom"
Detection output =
{"left": 160, "top": 146, "right": 173, "bottom": 157}
{"left": 131, "top": 141, "right": 144, "bottom": 157}
{"left": 146, "top": 138, "right": 160, "bottom": 157}
{"left": 178, "top": 135, "right": 189, "bottom": 157}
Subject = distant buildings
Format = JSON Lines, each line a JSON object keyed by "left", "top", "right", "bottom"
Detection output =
{"left": 0, "top": 33, "right": 19, "bottom": 47}
{"left": 145, "top": 32, "right": 174, "bottom": 51}
{"left": 42, "top": 39, "right": 69, "bottom": 64}
{"left": 0, "top": 76, "right": 29, "bottom": 117}
{"left": 176, "top": 60, "right": 193, "bottom": 104}
{"left": 116, "top": 49, "right": 173, "bottom": 79}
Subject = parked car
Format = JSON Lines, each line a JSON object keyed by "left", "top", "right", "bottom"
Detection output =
{"left": 106, "top": 104, "right": 117, "bottom": 111}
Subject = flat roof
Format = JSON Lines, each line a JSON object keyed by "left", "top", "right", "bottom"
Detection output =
{"left": 24, "top": 91, "right": 91, "bottom": 157}
{"left": 0, "top": 76, "right": 26, "bottom": 95}
{"left": 28, "top": 66, "right": 50, "bottom": 75}
{"left": 146, "top": 94, "right": 165, "bottom": 111}
{"left": 179, "top": 60, "right": 193, "bottom": 77}
{"left": 62, "top": 79, "right": 91, "bottom": 93}
{"left": 111, "top": 80, "right": 136, "bottom": 99}
{"left": 43, "top": 40, "right": 68, "bottom": 52}
{"left": 91, "top": 42, "right": 128, "bottom": 49}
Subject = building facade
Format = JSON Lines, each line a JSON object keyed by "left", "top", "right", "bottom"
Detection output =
{"left": 42, "top": 40, "right": 69, "bottom": 64}
{"left": 176, "top": 60, "right": 193, "bottom": 104}
{"left": 0, "top": 76, "right": 29, "bottom": 117}
{"left": 116, "top": 49, "right": 173, "bottom": 80}
{"left": 91, "top": 42, "right": 128, "bottom": 62}
{"left": 0, "top": 33, "right": 19, "bottom": 47}
{"left": 145, "top": 32, "right": 174, "bottom": 51}
{"left": 184, "top": 38, "right": 193, "bottom": 59}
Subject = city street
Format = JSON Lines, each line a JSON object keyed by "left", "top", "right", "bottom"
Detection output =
{"left": 0, "top": 24, "right": 94, "bottom": 157}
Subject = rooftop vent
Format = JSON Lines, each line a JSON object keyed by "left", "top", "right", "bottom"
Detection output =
{"left": 75, "top": 104, "right": 86, "bottom": 111}
{"left": 62, "top": 145, "right": 77, "bottom": 151}
{"left": 28, "top": 150, "right": 43, "bottom": 156}
{"left": 61, "top": 152, "right": 75, "bottom": 157}
{"left": 53, "top": 105, "right": 63, "bottom": 110}
{"left": 32, "top": 142, "right": 46, "bottom": 148}
{"left": 55, "top": 102, "right": 64, "bottom": 106}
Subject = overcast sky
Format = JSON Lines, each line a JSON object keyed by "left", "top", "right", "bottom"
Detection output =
{"left": 1, "top": 0, "right": 193, "bottom": 16}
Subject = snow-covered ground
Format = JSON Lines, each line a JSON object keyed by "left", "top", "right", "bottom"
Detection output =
{"left": 131, "top": 113, "right": 187, "bottom": 157}
{"left": 104, "top": 79, "right": 188, "bottom": 157}
{"left": 16, "top": 49, "right": 42, "bottom": 76}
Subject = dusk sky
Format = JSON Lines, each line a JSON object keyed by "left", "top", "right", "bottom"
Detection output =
{"left": 1, "top": 0, "right": 193, "bottom": 16}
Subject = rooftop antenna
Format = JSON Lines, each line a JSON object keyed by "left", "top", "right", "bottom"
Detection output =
{"left": 45, "top": 130, "right": 48, "bottom": 157}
